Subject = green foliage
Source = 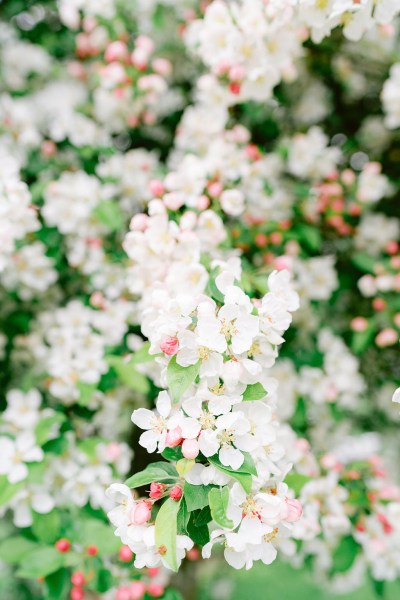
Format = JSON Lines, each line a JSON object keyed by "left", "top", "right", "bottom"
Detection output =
{"left": 243, "top": 383, "right": 267, "bottom": 401}
{"left": 125, "top": 462, "right": 178, "bottom": 488}
{"left": 184, "top": 483, "right": 214, "bottom": 512}
{"left": 285, "top": 473, "right": 312, "bottom": 495}
{"left": 155, "top": 498, "right": 181, "bottom": 572}
{"left": 209, "top": 487, "right": 234, "bottom": 529}
{"left": 32, "top": 510, "right": 61, "bottom": 544}
{"left": 167, "top": 356, "right": 200, "bottom": 404}
{"left": 106, "top": 355, "right": 150, "bottom": 394}
{"left": 331, "top": 536, "right": 360, "bottom": 574}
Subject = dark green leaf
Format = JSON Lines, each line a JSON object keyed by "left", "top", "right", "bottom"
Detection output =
{"left": 331, "top": 536, "right": 360, "bottom": 573}
{"left": 44, "top": 568, "right": 70, "bottom": 600}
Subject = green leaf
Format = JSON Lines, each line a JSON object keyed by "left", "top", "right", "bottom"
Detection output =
{"left": 284, "top": 473, "right": 312, "bottom": 495}
{"left": 0, "top": 537, "right": 39, "bottom": 564}
{"left": 243, "top": 383, "right": 267, "bottom": 401}
{"left": 32, "top": 510, "right": 61, "bottom": 544}
{"left": 80, "top": 519, "right": 120, "bottom": 555}
{"left": 351, "top": 326, "right": 375, "bottom": 355}
{"left": 0, "top": 475, "right": 23, "bottom": 507}
{"left": 125, "top": 462, "right": 177, "bottom": 488}
{"left": 331, "top": 536, "right": 360, "bottom": 573}
{"left": 129, "top": 342, "right": 154, "bottom": 365}
{"left": 163, "top": 590, "right": 184, "bottom": 600}
{"left": 155, "top": 498, "right": 181, "bottom": 572}
{"left": 94, "top": 568, "right": 114, "bottom": 593}
{"left": 186, "top": 512, "right": 210, "bottom": 545}
{"left": 93, "top": 200, "right": 124, "bottom": 232}
{"left": 194, "top": 506, "right": 212, "bottom": 528}
{"left": 209, "top": 457, "right": 252, "bottom": 494}
{"left": 16, "top": 547, "right": 64, "bottom": 579}
{"left": 184, "top": 483, "right": 214, "bottom": 512}
{"left": 77, "top": 381, "right": 97, "bottom": 407}
{"left": 370, "top": 575, "right": 385, "bottom": 598}
{"left": 209, "top": 487, "right": 234, "bottom": 529}
{"left": 352, "top": 252, "right": 376, "bottom": 274}
{"left": 106, "top": 355, "right": 150, "bottom": 394}
{"left": 162, "top": 447, "right": 183, "bottom": 462}
{"left": 177, "top": 499, "right": 189, "bottom": 535}
{"left": 44, "top": 568, "right": 71, "bottom": 600}
{"left": 35, "top": 413, "right": 66, "bottom": 446}
{"left": 176, "top": 458, "right": 194, "bottom": 477}
{"left": 295, "top": 224, "right": 321, "bottom": 252}
{"left": 167, "top": 356, "right": 200, "bottom": 404}
{"left": 206, "top": 276, "right": 225, "bottom": 304}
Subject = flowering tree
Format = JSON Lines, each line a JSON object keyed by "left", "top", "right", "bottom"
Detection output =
{"left": 0, "top": 1, "right": 400, "bottom": 599}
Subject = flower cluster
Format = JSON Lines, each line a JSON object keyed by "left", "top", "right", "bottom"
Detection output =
{"left": 0, "top": 0, "right": 400, "bottom": 599}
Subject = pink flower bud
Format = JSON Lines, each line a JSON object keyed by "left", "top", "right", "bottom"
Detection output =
{"left": 255, "top": 234, "right": 268, "bottom": 247}
{"left": 136, "top": 35, "right": 155, "bottom": 54}
{"left": 130, "top": 581, "right": 146, "bottom": 599}
{"left": 229, "top": 82, "right": 241, "bottom": 95}
{"left": 386, "top": 241, "right": 398, "bottom": 255}
{"left": 372, "top": 298, "right": 386, "bottom": 311}
{"left": 246, "top": 144, "right": 261, "bottom": 161}
{"left": 270, "top": 232, "right": 282, "bottom": 245}
{"left": 274, "top": 255, "right": 293, "bottom": 271}
{"left": 165, "top": 427, "right": 183, "bottom": 448}
{"left": 229, "top": 65, "right": 245, "bottom": 82}
{"left": 152, "top": 58, "right": 172, "bottom": 77}
{"left": 149, "top": 482, "right": 167, "bottom": 500}
{"left": 119, "top": 545, "right": 133, "bottom": 562}
{"left": 71, "top": 588, "right": 84, "bottom": 600}
{"left": 215, "top": 59, "right": 231, "bottom": 76}
{"left": 130, "top": 500, "right": 152, "bottom": 525}
{"left": 147, "top": 567, "right": 160, "bottom": 578}
{"left": 196, "top": 195, "right": 210, "bottom": 211}
{"left": 207, "top": 181, "right": 223, "bottom": 199}
{"left": 350, "top": 317, "right": 368, "bottom": 332}
{"left": 41, "top": 140, "right": 57, "bottom": 157}
{"left": 116, "top": 586, "right": 132, "bottom": 600}
{"left": 55, "top": 538, "right": 71, "bottom": 553}
{"left": 187, "top": 547, "right": 200, "bottom": 561}
{"left": 105, "top": 441, "right": 121, "bottom": 462}
{"left": 105, "top": 41, "right": 129, "bottom": 62}
{"left": 375, "top": 328, "right": 398, "bottom": 348}
{"left": 377, "top": 513, "right": 394, "bottom": 534}
{"left": 163, "top": 192, "right": 184, "bottom": 211}
{"left": 181, "top": 439, "right": 199, "bottom": 459}
{"left": 147, "top": 583, "right": 164, "bottom": 598}
{"left": 130, "top": 214, "right": 148, "bottom": 231}
{"left": 160, "top": 336, "right": 179, "bottom": 356}
{"left": 131, "top": 48, "right": 148, "bottom": 70}
{"left": 169, "top": 486, "right": 183, "bottom": 501}
{"left": 149, "top": 179, "right": 165, "bottom": 197}
{"left": 71, "top": 572, "right": 85, "bottom": 587}
{"left": 285, "top": 499, "right": 302, "bottom": 522}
